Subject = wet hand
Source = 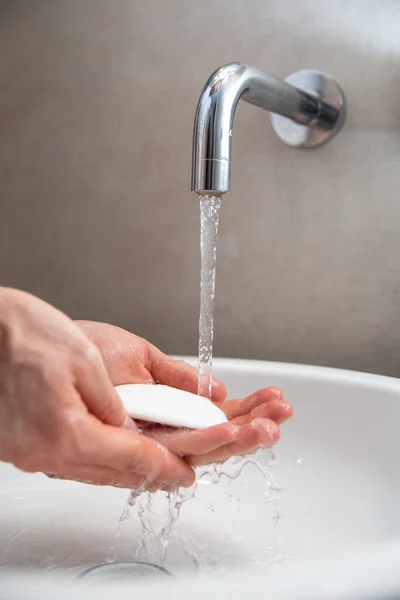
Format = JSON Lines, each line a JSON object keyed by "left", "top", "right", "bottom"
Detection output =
{"left": 77, "top": 321, "right": 292, "bottom": 469}
{"left": 76, "top": 321, "right": 227, "bottom": 402}
{"left": 142, "top": 387, "right": 292, "bottom": 467}
{"left": 0, "top": 290, "right": 194, "bottom": 491}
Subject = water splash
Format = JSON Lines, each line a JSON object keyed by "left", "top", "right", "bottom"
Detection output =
{"left": 159, "top": 485, "right": 199, "bottom": 563}
{"left": 170, "top": 450, "right": 283, "bottom": 568}
{"left": 108, "top": 449, "right": 283, "bottom": 571}
{"left": 135, "top": 492, "right": 154, "bottom": 561}
{"left": 198, "top": 194, "right": 222, "bottom": 400}
{"left": 106, "top": 486, "right": 144, "bottom": 563}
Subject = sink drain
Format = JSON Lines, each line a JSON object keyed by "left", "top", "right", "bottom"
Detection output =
{"left": 77, "top": 561, "right": 171, "bottom": 583}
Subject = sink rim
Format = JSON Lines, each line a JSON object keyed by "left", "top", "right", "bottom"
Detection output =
{"left": 176, "top": 355, "right": 400, "bottom": 392}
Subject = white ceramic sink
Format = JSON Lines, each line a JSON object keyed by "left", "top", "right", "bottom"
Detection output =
{"left": 2, "top": 357, "right": 400, "bottom": 599}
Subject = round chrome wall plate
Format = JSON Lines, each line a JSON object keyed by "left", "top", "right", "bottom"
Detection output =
{"left": 270, "top": 69, "right": 346, "bottom": 148}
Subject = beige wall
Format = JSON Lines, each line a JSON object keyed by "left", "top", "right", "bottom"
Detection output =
{"left": 0, "top": 0, "right": 399, "bottom": 375}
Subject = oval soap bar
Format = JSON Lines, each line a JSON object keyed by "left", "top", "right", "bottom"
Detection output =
{"left": 115, "top": 384, "right": 228, "bottom": 430}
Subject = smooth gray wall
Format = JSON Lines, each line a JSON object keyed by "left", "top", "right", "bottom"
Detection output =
{"left": 0, "top": 0, "right": 399, "bottom": 376}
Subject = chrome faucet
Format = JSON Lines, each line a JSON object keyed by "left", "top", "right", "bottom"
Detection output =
{"left": 191, "top": 63, "right": 346, "bottom": 195}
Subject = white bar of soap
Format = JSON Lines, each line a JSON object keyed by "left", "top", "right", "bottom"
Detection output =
{"left": 115, "top": 384, "right": 228, "bottom": 430}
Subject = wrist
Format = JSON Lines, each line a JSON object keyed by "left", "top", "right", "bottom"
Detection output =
{"left": 0, "top": 287, "right": 19, "bottom": 361}
{"left": 0, "top": 287, "right": 39, "bottom": 349}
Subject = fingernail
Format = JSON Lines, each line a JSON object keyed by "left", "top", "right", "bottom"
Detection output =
{"left": 278, "top": 403, "right": 294, "bottom": 423}
{"left": 251, "top": 400, "right": 282, "bottom": 418}
{"left": 161, "top": 483, "right": 178, "bottom": 493}
{"left": 252, "top": 419, "right": 280, "bottom": 443}
{"left": 122, "top": 414, "right": 137, "bottom": 432}
{"left": 179, "top": 477, "right": 194, "bottom": 489}
{"left": 266, "top": 421, "right": 280, "bottom": 442}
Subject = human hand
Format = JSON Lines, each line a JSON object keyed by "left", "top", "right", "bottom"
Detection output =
{"left": 146, "top": 387, "right": 292, "bottom": 467}
{"left": 0, "top": 289, "right": 194, "bottom": 491}
{"left": 76, "top": 320, "right": 227, "bottom": 401}
{"left": 77, "top": 321, "right": 293, "bottom": 468}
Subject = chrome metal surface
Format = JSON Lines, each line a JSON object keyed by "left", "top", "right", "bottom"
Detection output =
{"left": 191, "top": 63, "right": 346, "bottom": 194}
{"left": 270, "top": 70, "right": 346, "bottom": 148}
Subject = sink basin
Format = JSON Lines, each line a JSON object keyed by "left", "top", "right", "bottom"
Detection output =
{"left": 2, "top": 357, "right": 400, "bottom": 599}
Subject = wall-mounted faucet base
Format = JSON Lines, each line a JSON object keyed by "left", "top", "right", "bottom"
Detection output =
{"left": 270, "top": 69, "right": 346, "bottom": 148}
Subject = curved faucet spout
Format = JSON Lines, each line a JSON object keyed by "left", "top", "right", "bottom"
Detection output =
{"left": 191, "top": 62, "right": 345, "bottom": 195}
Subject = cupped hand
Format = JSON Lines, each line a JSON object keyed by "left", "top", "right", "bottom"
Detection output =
{"left": 0, "top": 289, "right": 194, "bottom": 491}
{"left": 145, "top": 387, "right": 292, "bottom": 467}
{"left": 77, "top": 321, "right": 293, "bottom": 468}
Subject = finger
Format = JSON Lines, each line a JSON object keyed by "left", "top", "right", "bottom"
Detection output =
{"left": 186, "top": 418, "right": 280, "bottom": 467}
{"left": 74, "top": 343, "right": 132, "bottom": 428}
{"left": 145, "top": 422, "right": 240, "bottom": 457}
{"left": 231, "top": 399, "right": 293, "bottom": 426}
{"left": 45, "top": 463, "right": 146, "bottom": 489}
{"left": 147, "top": 347, "right": 227, "bottom": 402}
{"left": 73, "top": 415, "right": 195, "bottom": 487}
{"left": 216, "top": 388, "right": 283, "bottom": 420}
{"left": 45, "top": 464, "right": 180, "bottom": 492}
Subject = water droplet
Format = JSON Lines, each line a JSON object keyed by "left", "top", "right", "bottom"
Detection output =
{"left": 160, "top": 537, "right": 169, "bottom": 549}
{"left": 297, "top": 458, "right": 303, "bottom": 464}
{"left": 268, "top": 482, "right": 282, "bottom": 492}
{"left": 210, "top": 468, "right": 220, "bottom": 484}
{"left": 106, "top": 548, "right": 116, "bottom": 564}
{"left": 233, "top": 497, "right": 241, "bottom": 511}
{"left": 207, "top": 503, "right": 215, "bottom": 512}
{"left": 271, "top": 510, "right": 280, "bottom": 525}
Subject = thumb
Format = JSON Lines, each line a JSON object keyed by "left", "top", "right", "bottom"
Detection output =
{"left": 75, "top": 344, "right": 135, "bottom": 430}
{"left": 147, "top": 347, "right": 227, "bottom": 402}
